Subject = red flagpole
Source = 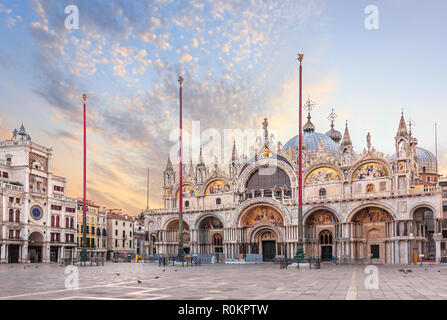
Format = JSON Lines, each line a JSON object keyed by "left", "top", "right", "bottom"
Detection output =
{"left": 178, "top": 76, "right": 184, "bottom": 258}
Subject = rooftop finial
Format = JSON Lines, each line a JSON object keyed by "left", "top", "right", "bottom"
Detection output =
{"left": 328, "top": 108, "right": 337, "bottom": 130}
{"left": 178, "top": 76, "right": 183, "bottom": 87}
{"left": 262, "top": 118, "right": 269, "bottom": 146}
{"left": 303, "top": 97, "right": 316, "bottom": 133}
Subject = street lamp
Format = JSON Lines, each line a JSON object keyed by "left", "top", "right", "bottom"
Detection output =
{"left": 80, "top": 93, "right": 88, "bottom": 263}
{"left": 294, "top": 54, "right": 306, "bottom": 263}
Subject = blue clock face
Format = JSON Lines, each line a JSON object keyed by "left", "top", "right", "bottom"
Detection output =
{"left": 31, "top": 206, "right": 42, "bottom": 220}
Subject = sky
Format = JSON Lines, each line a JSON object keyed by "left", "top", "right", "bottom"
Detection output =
{"left": 0, "top": 0, "right": 446, "bottom": 215}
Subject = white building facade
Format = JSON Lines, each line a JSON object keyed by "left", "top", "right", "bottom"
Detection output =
{"left": 145, "top": 112, "right": 444, "bottom": 264}
{"left": 0, "top": 124, "right": 77, "bottom": 263}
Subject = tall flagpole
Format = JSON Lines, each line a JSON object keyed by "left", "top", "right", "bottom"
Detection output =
{"left": 81, "top": 94, "right": 88, "bottom": 263}
{"left": 178, "top": 76, "right": 185, "bottom": 258}
{"left": 295, "top": 54, "right": 305, "bottom": 262}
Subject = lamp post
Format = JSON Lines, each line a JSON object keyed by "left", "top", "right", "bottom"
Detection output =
{"left": 295, "top": 54, "right": 305, "bottom": 263}
{"left": 178, "top": 76, "right": 185, "bottom": 259}
{"left": 81, "top": 94, "right": 88, "bottom": 263}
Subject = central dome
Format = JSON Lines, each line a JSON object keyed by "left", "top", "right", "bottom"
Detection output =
{"left": 282, "top": 131, "right": 341, "bottom": 157}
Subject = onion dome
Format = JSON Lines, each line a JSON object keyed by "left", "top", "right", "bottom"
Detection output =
{"left": 325, "top": 108, "right": 342, "bottom": 143}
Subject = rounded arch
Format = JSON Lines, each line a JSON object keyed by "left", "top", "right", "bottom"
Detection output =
{"left": 195, "top": 212, "right": 225, "bottom": 229}
{"left": 238, "top": 203, "right": 285, "bottom": 229}
{"left": 237, "top": 158, "right": 298, "bottom": 193}
{"left": 248, "top": 225, "right": 282, "bottom": 243}
{"left": 304, "top": 208, "right": 340, "bottom": 225}
{"left": 304, "top": 206, "right": 342, "bottom": 224}
{"left": 346, "top": 202, "right": 396, "bottom": 223}
{"left": 28, "top": 231, "right": 44, "bottom": 243}
{"left": 199, "top": 177, "right": 232, "bottom": 196}
{"left": 349, "top": 206, "right": 394, "bottom": 223}
{"left": 233, "top": 198, "right": 291, "bottom": 226}
{"left": 304, "top": 164, "right": 343, "bottom": 186}
{"left": 348, "top": 159, "right": 393, "bottom": 182}
{"left": 164, "top": 218, "right": 190, "bottom": 230}
{"left": 174, "top": 184, "right": 197, "bottom": 199}
{"left": 409, "top": 203, "right": 438, "bottom": 220}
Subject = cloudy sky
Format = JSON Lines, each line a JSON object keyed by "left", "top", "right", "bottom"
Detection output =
{"left": 0, "top": 0, "right": 446, "bottom": 215}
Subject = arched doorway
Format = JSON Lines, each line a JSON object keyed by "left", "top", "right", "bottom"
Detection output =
{"left": 304, "top": 209, "right": 338, "bottom": 259}
{"left": 319, "top": 230, "right": 333, "bottom": 261}
{"left": 257, "top": 230, "right": 277, "bottom": 262}
{"left": 166, "top": 220, "right": 190, "bottom": 255}
{"left": 239, "top": 204, "right": 284, "bottom": 261}
{"left": 28, "top": 232, "right": 43, "bottom": 263}
{"left": 197, "top": 216, "right": 224, "bottom": 254}
{"left": 351, "top": 207, "right": 393, "bottom": 263}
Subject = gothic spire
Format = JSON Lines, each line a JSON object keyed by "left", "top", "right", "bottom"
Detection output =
{"left": 232, "top": 139, "right": 238, "bottom": 161}
{"left": 341, "top": 121, "right": 352, "bottom": 147}
{"left": 165, "top": 156, "right": 173, "bottom": 171}
{"left": 396, "top": 110, "right": 408, "bottom": 137}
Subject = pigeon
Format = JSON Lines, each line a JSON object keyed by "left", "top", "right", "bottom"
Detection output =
{"left": 116, "top": 273, "right": 120, "bottom": 276}
{"left": 162, "top": 269, "right": 166, "bottom": 272}
{"left": 154, "top": 276, "right": 159, "bottom": 279}
{"left": 438, "top": 270, "right": 441, "bottom": 273}
{"left": 174, "top": 269, "right": 177, "bottom": 272}
{"left": 137, "top": 280, "right": 142, "bottom": 283}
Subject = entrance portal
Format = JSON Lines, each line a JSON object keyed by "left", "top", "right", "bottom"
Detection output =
{"left": 29, "top": 246, "right": 42, "bottom": 263}
{"left": 8, "top": 245, "right": 20, "bottom": 263}
{"left": 262, "top": 240, "right": 276, "bottom": 262}
{"left": 321, "top": 246, "right": 332, "bottom": 261}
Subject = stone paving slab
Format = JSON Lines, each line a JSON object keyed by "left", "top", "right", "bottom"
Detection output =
{"left": 1, "top": 262, "right": 447, "bottom": 300}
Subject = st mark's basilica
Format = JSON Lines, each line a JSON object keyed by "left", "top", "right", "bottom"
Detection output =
{"left": 145, "top": 107, "right": 443, "bottom": 264}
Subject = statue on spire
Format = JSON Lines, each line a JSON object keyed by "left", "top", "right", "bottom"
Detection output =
{"left": 262, "top": 118, "right": 269, "bottom": 147}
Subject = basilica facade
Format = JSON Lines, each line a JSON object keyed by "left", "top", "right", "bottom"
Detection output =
{"left": 145, "top": 111, "right": 444, "bottom": 264}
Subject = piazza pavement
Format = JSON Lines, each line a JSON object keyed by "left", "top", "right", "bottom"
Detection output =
{"left": 1, "top": 262, "right": 447, "bottom": 300}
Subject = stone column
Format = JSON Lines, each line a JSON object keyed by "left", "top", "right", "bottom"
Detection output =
{"left": 0, "top": 245, "right": 5, "bottom": 263}
{"left": 434, "top": 235, "right": 442, "bottom": 264}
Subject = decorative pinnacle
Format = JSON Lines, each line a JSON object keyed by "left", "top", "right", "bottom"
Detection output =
{"left": 178, "top": 76, "right": 184, "bottom": 86}
{"left": 82, "top": 94, "right": 87, "bottom": 101}
{"left": 297, "top": 53, "right": 304, "bottom": 62}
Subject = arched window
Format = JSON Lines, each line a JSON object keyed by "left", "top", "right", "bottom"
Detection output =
{"left": 56, "top": 215, "right": 60, "bottom": 227}
{"left": 70, "top": 217, "right": 74, "bottom": 229}
{"left": 15, "top": 210, "right": 20, "bottom": 222}
{"left": 319, "top": 230, "right": 333, "bottom": 245}
{"left": 102, "top": 228, "right": 107, "bottom": 236}
{"left": 9, "top": 209, "right": 14, "bottom": 222}
{"left": 66, "top": 217, "right": 69, "bottom": 228}
{"left": 213, "top": 233, "right": 223, "bottom": 246}
{"left": 246, "top": 167, "right": 291, "bottom": 197}
{"left": 216, "top": 198, "right": 221, "bottom": 205}
{"left": 319, "top": 188, "right": 327, "bottom": 198}
{"left": 51, "top": 215, "right": 55, "bottom": 226}
{"left": 427, "top": 177, "right": 431, "bottom": 182}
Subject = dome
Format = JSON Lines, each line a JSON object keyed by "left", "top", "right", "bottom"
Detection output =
{"left": 325, "top": 128, "right": 342, "bottom": 143}
{"left": 282, "top": 132, "right": 341, "bottom": 157}
{"left": 416, "top": 147, "right": 437, "bottom": 173}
